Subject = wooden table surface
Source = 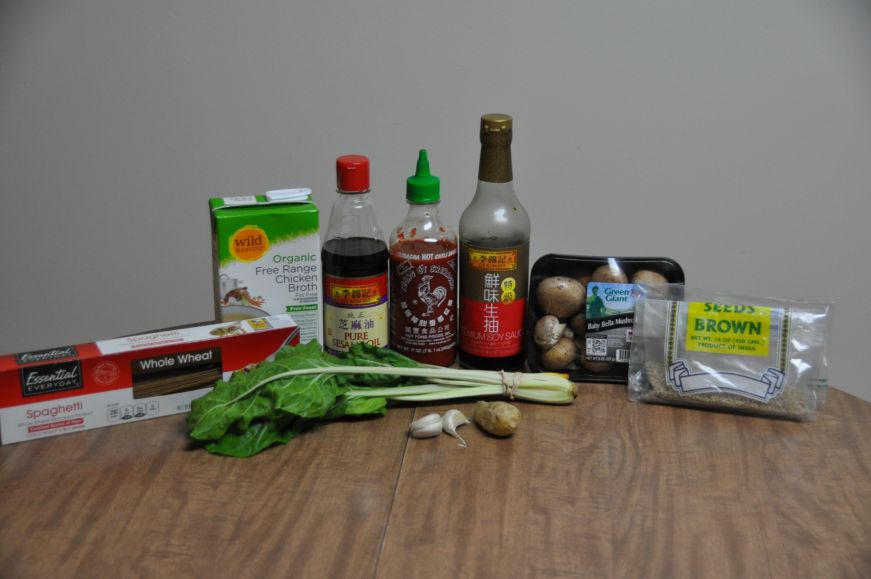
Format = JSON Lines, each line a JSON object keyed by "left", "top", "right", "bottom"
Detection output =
{"left": 1, "top": 384, "right": 869, "bottom": 578}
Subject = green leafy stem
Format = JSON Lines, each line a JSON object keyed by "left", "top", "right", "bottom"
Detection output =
{"left": 187, "top": 341, "right": 575, "bottom": 458}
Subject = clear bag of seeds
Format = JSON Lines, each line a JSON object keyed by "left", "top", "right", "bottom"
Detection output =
{"left": 628, "top": 286, "right": 833, "bottom": 420}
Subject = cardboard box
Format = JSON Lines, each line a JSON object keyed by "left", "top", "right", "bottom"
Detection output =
{"left": 211, "top": 189, "right": 322, "bottom": 345}
{"left": 0, "top": 315, "right": 298, "bottom": 444}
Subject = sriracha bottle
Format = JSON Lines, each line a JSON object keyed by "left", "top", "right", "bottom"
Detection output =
{"left": 389, "top": 150, "right": 458, "bottom": 366}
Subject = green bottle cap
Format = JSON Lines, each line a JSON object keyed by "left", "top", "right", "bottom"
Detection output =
{"left": 406, "top": 149, "right": 440, "bottom": 204}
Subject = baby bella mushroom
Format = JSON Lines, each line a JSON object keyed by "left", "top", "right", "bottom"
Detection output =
{"left": 540, "top": 336, "right": 577, "bottom": 370}
{"left": 534, "top": 315, "right": 567, "bottom": 350}
{"left": 591, "top": 263, "right": 628, "bottom": 284}
{"left": 631, "top": 269, "right": 668, "bottom": 286}
{"left": 536, "top": 276, "right": 585, "bottom": 319}
{"left": 577, "top": 346, "right": 611, "bottom": 374}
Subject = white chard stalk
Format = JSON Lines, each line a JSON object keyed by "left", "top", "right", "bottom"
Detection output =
{"left": 250, "top": 366, "right": 576, "bottom": 405}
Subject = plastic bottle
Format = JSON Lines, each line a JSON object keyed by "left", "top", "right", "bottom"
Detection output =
{"left": 322, "top": 155, "right": 389, "bottom": 354}
{"left": 458, "top": 114, "right": 531, "bottom": 370}
{"left": 389, "top": 150, "right": 458, "bottom": 366}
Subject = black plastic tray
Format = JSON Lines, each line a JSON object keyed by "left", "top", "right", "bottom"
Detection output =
{"left": 525, "top": 254, "right": 685, "bottom": 384}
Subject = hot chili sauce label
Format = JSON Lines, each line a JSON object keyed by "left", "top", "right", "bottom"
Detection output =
{"left": 389, "top": 242, "right": 458, "bottom": 366}
{"left": 323, "top": 273, "right": 388, "bottom": 354}
{"left": 459, "top": 242, "right": 528, "bottom": 358}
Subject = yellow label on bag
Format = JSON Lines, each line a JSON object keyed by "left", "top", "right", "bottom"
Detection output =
{"left": 685, "top": 302, "right": 771, "bottom": 357}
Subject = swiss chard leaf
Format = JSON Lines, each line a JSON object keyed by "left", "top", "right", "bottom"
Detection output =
{"left": 188, "top": 341, "right": 346, "bottom": 440}
{"left": 342, "top": 343, "right": 426, "bottom": 386}
{"left": 265, "top": 342, "right": 352, "bottom": 416}
{"left": 188, "top": 378, "right": 274, "bottom": 441}
{"left": 266, "top": 372, "right": 347, "bottom": 418}
{"left": 205, "top": 418, "right": 304, "bottom": 458}
{"left": 324, "top": 394, "right": 388, "bottom": 420}
{"left": 188, "top": 341, "right": 429, "bottom": 456}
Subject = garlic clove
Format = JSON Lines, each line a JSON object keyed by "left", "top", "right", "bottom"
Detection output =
{"left": 409, "top": 413, "right": 443, "bottom": 438}
{"left": 441, "top": 409, "right": 471, "bottom": 448}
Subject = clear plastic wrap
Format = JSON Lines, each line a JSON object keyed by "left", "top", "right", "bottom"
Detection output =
{"left": 628, "top": 287, "right": 832, "bottom": 420}
{"left": 526, "top": 254, "right": 685, "bottom": 383}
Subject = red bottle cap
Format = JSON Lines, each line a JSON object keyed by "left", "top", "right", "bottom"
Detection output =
{"left": 336, "top": 155, "right": 370, "bottom": 193}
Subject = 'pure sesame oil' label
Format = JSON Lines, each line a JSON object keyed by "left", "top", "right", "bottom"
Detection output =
{"left": 323, "top": 272, "right": 389, "bottom": 354}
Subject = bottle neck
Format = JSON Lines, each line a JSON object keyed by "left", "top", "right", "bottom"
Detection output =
{"left": 478, "top": 136, "right": 512, "bottom": 183}
{"left": 468, "top": 180, "right": 522, "bottom": 215}
{"left": 326, "top": 190, "right": 384, "bottom": 242}
{"left": 400, "top": 202, "right": 447, "bottom": 242}
{"left": 336, "top": 190, "right": 371, "bottom": 204}
{"left": 405, "top": 201, "right": 440, "bottom": 216}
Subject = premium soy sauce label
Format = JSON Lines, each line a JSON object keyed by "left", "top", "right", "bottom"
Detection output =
{"left": 459, "top": 242, "right": 528, "bottom": 358}
{"left": 323, "top": 272, "right": 389, "bottom": 354}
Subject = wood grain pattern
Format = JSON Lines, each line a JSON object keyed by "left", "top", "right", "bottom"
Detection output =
{"left": 0, "top": 407, "right": 414, "bottom": 578}
{"left": 1, "top": 387, "right": 869, "bottom": 578}
{"left": 379, "top": 387, "right": 871, "bottom": 579}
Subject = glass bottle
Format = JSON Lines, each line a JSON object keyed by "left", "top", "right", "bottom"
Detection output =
{"left": 322, "top": 154, "right": 389, "bottom": 354}
{"left": 389, "top": 150, "right": 458, "bottom": 366}
{"left": 458, "top": 114, "right": 531, "bottom": 370}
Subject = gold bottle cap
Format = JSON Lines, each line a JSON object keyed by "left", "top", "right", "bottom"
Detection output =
{"left": 480, "top": 113, "right": 512, "bottom": 134}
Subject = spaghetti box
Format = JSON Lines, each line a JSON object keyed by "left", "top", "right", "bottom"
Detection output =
{"left": 0, "top": 315, "right": 299, "bottom": 445}
{"left": 526, "top": 254, "right": 684, "bottom": 383}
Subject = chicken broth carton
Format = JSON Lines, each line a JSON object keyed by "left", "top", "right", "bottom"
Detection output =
{"left": 210, "top": 189, "right": 323, "bottom": 345}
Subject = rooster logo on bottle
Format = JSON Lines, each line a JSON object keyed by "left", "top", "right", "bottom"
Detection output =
{"left": 417, "top": 275, "right": 447, "bottom": 316}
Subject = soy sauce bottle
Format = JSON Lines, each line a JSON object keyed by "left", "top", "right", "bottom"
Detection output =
{"left": 458, "top": 114, "right": 531, "bottom": 370}
{"left": 322, "top": 155, "right": 389, "bottom": 355}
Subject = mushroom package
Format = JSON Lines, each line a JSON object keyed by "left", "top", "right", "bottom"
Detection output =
{"left": 526, "top": 254, "right": 685, "bottom": 383}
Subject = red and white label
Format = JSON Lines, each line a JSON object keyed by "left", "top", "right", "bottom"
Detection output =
{"left": 459, "top": 297, "right": 526, "bottom": 357}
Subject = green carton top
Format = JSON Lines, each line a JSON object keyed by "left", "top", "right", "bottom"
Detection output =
{"left": 210, "top": 189, "right": 320, "bottom": 265}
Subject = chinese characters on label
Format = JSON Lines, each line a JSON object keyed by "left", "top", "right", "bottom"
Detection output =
{"left": 324, "top": 273, "right": 388, "bottom": 354}
{"left": 459, "top": 243, "right": 528, "bottom": 358}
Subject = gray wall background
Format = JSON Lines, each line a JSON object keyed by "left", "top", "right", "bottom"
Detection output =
{"left": 2, "top": 0, "right": 869, "bottom": 402}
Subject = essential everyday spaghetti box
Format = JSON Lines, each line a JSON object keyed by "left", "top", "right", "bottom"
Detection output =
{"left": 0, "top": 315, "right": 298, "bottom": 444}
{"left": 210, "top": 189, "right": 322, "bottom": 345}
